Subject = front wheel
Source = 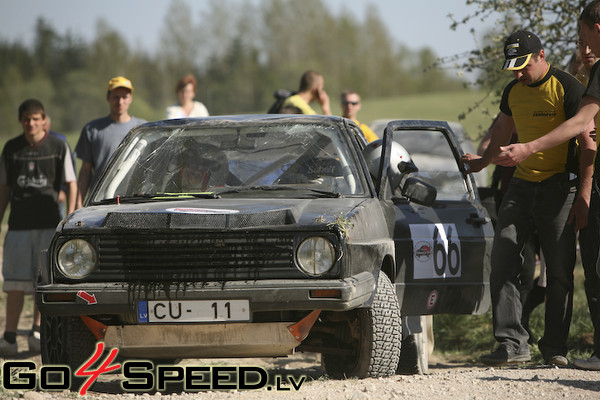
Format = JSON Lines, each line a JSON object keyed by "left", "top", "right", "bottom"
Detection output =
{"left": 322, "top": 273, "right": 401, "bottom": 378}
{"left": 41, "top": 315, "right": 98, "bottom": 390}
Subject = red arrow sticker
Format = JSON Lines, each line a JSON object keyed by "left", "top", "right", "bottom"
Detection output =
{"left": 77, "top": 290, "right": 97, "bottom": 305}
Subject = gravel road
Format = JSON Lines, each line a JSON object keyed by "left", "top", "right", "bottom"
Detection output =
{"left": 1, "top": 343, "right": 599, "bottom": 400}
{"left": 0, "top": 299, "right": 598, "bottom": 399}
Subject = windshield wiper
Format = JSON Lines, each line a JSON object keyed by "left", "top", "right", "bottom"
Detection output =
{"left": 92, "top": 192, "right": 220, "bottom": 205}
{"left": 216, "top": 185, "right": 342, "bottom": 198}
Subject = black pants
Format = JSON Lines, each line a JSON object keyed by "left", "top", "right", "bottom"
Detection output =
{"left": 578, "top": 178, "right": 600, "bottom": 356}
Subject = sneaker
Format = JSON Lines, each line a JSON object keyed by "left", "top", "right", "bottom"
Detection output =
{"left": 0, "top": 338, "right": 18, "bottom": 357}
{"left": 545, "top": 355, "right": 568, "bottom": 366}
{"left": 573, "top": 354, "right": 600, "bottom": 370}
{"left": 28, "top": 331, "right": 41, "bottom": 353}
{"left": 481, "top": 345, "right": 531, "bottom": 365}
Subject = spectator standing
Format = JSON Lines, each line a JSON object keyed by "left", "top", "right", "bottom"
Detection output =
{"left": 0, "top": 99, "right": 76, "bottom": 356}
{"left": 575, "top": 38, "right": 599, "bottom": 87}
{"left": 280, "top": 70, "right": 331, "bottom": 115}
{"left": 340, "top": 90, "right": 378, "bottom": 143}
{"left": 462, "top": 30, "right": 595, "bottom": 366}
{"left": 498, "top": 5, "right": 600, "bottom": 369}
{"left": 574, "top": 36, "right": 600, "bottom": 370}
{"left": 477, "top": 116, "right": 544, "bottom": 345}
{"left": 75, "top": 76, "right": 146, "bottom": 207}
{"left": 165, "top": 74, "right": 209, "bottom": 119}
{"left": 568, "top": 51, "right": 584, "bottom": 76}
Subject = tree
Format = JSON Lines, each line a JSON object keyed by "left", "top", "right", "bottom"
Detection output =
{"left": 0, "top": 0, "right": 468, "bottom": 138}
{"left": 446, "top": 0, "right": 588, "bottom": 96}
{"left": 158, "top": 0, "right": 200, "bottom": 79}
{"left": 430, "top": 0, "right": 589, "bottom": 136}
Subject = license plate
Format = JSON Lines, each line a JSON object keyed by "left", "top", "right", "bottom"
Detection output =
{"left": 138, "top": 300, "right": 250, "bottom": 322}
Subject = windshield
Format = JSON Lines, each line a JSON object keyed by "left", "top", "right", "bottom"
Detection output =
{"left": 90, "top": 121, "right": 366, "bottom": 203}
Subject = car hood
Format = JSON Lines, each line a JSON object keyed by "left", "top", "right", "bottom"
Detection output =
{"left": 61, "top": 198, "right": 381, "bottom": 235}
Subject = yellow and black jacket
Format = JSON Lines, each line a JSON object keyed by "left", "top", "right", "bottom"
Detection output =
{"left": 500, "top": 65, "right": 585, "bottom": 182}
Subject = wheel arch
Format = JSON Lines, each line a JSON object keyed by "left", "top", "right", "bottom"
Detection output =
{"left": 380, "top": 254, "right": 397, "bottom": 283}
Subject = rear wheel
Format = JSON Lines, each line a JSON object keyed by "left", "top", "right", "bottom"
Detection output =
{"left": 321, "top": 273, "right": 401, "bottom": 378}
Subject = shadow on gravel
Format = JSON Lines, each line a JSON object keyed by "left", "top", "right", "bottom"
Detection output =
{"left": 477, "top": 366, "right": 600, "bottom": 393}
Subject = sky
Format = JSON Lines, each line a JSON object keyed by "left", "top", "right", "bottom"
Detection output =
{"left": 0, "top": 0, "right": 489, "bottom": 60}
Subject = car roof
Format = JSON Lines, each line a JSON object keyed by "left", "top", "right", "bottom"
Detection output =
{"left": 136, "top": 114, "right": 352, "bottom": 129}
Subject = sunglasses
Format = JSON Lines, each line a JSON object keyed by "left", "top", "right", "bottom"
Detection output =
{"left": 342, "top": 101, "right": 360, "bottom": 106}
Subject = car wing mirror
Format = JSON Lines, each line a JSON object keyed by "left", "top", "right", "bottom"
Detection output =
{"left": 401, "top": 177, "right": 437, "bottom": 207}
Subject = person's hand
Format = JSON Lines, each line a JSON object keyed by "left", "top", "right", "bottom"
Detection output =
{"left": 568, "top": 195, "right": 590, "bottom": 233}
{"left": 461, "top": 153, "right": 486, "bottom": 173}
{"left": 317, "top": 88, "right": 331, "bottom": 115}
{"left": 493, "top": 143, "right": 534, "bottom": 167}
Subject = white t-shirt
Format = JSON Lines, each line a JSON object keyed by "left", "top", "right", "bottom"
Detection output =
{"left": 166, "top": 101, "right": 209, "bottom": 119}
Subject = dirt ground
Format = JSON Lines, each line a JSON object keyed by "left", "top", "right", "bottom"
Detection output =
{"left": 0, "top": 303, "right": 599, "bottom": 400}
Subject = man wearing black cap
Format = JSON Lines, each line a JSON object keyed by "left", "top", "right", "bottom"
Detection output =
{"left": 496, "top": 1, "right": 600, "bottom": 370}
{"left": 462, "top": 30, "right": 595, "bottom": 366}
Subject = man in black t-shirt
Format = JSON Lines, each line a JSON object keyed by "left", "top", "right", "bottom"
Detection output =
{"left": 463, "top": 29, "right": 595, "bottom": 367}
{"left": 497, "top": 1, "right": 600, "bottom": 370}
{"left": 0, "top": 99, "right": 76, "bottom": 356}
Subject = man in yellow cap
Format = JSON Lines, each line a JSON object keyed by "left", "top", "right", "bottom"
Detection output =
{"left": 74, "top": 76, "right": 146, "bottom": 207}
{"left": 462, "top": 30, "right": 595, "bottom": 367}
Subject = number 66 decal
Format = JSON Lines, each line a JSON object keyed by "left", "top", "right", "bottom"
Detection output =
{"left": 410, "top": 223, "right": 462, "bottom": 279}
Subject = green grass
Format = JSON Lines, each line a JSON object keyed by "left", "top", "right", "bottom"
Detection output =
{"left": 354, "top": 89, "right": 498, "bottom": 143}
{"left": 433, "top": 259, "right": 594, "bottom": 363}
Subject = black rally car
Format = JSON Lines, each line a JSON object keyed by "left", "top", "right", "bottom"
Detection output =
{"left": 36, "top": 115, "right": 492, "bottom": 378}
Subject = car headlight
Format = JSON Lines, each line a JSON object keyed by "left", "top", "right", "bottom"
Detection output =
{"left": 57, "top": 239, "right": 97, "bottom": 279}
{"left": 296, "top": 236, "right": 335, "bottom": 276}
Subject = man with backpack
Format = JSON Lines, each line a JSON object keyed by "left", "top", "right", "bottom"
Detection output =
{"left": 269, "top": 70, "right": 331, "bottom": 115}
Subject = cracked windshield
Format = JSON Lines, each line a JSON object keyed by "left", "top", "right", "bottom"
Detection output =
{"left": 91, "top": 121, "right": 365, "bottom": 203}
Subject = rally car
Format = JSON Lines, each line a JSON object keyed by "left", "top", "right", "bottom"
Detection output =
{"left": 36, "top": 115, "right": 492, "bottom": 379}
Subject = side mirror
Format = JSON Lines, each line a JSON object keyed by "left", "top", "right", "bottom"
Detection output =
{"left": 402, "top": 177, "right": 437, "bottom": 207}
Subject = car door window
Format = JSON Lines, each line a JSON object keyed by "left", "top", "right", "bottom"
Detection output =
{"left": 393, "top": 130, "right": 468, "bottom": 201}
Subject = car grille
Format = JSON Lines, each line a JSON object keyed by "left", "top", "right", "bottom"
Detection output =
{"left": 66, "top": 232, "right": 317, "bottom": 282}
{"left": 102, "top": 210, "right": 293, "bottom": 229}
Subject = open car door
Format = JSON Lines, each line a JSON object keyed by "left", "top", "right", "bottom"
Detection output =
{"left": 379, "top": 120, "right": 493, "bottom": 316}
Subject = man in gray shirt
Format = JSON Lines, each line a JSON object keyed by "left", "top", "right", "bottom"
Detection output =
{"left": 75, "top": 76, "right": 146, "bottom": 207}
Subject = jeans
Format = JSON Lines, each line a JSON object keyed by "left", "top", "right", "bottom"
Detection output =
{"left": 579, "top": 177, "right": 600, "bottom": 356}
{"left": 491, "top": 174, "right": 576, "bottom": 357}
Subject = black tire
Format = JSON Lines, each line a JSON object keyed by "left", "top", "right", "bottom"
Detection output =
{"left": 322, "top": 273, "right": 401, "bottom": 378}
{"left": 397, "top": 316, "right": 429, "bottom": 375}
{"left": 41, "top": 314, "right": 98, "bottom": 390}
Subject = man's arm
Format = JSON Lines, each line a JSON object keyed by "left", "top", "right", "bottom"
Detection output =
{"left": 462, "top": 112, "right": 515, "bottom": 172}
{"left": 316, "top": 87, "right": 331, "bottom": 115}
{"left": 0, "top": 184, "right": 9, "bottom": 233}
{"left": 476, "top": 115, "right": 502, "bottom": 156}
{"left": 66, "top": 181, "right": 77, "bottom": 215}
{"left": 76, "top": 162, "right": 93, "bottom": 209}
{"left": 570, "top": 126, "right": 596, "bottom": 232}
{"left": 495, "top": 96, "right": 600, "bottom": 166}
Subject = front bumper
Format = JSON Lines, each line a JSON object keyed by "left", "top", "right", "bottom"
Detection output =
{"left": 36, "top": 271, "right": 376, "bottom": 318}
{"left": 105, "top": 322, "right": 302, "bottom": 358}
